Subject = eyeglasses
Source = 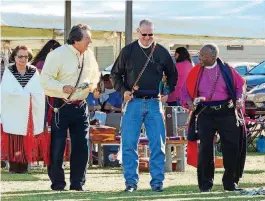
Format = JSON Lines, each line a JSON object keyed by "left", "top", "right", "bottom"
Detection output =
{"left": 197, "top": 52, "right": 211, "bottom": 58}
{"left": 139, "top": 30, "right": 153, "bottom": 37}
{"left": 17, "top": 55, "right": 29, "bottom": 59}
{"left": 197, "top": 52, "right": 201, "bottom": 56}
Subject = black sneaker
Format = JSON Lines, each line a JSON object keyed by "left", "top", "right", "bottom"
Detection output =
{"left": 200, "top": 188, "right": 212, "bottom": 193}
{"left": 224, "top": 187, "right": 243, "bottom": 192}
{"left": 51, "top": 187, "right": 66, "bottom": 191}
{"left": 70, "top": 186, "right": 84, "bottom": 191}
{"left": 152, "top": 186, "right": 163, "bottom": 192}
{"left": 125, "top": 186, "right": 137, "bottom": 192}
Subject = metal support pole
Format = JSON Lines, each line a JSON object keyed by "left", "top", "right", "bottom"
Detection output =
{"left": 125, "top": 1, "right": 133, "bottom": 45}
{"left": 64, "top": 0, "right": 71, "bottom": 44}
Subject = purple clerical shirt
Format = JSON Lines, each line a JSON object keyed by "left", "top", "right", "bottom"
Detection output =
{"left": 180, "top": 64, "right": 245, "bottom": 105}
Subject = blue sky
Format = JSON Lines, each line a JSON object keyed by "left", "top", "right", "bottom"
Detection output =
{"left": 1, "top": 0, "right": 264, "bottom": 18}
{"left": 1, "top": 0, "right": 265, "bottom": 38}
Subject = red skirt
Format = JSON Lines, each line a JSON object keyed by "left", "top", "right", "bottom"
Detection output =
{"left": 1, "top": 95, "right": 51, "bottom": 165}
{"left": 1, "top": 127, "right": 51, "bottom": 165}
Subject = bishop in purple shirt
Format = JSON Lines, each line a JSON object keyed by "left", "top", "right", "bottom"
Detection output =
{"left": 181, "top": 44, "right": 246, "bottom": 193}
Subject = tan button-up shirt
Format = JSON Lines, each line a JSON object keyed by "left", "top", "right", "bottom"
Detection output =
{"left": 40, "top": 44, "right": 100, "bottom": 100}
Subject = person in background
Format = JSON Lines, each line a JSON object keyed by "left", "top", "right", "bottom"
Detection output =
{"left": 99, "top": 74, "right": 116, "bottom": 104}
{"left": 103, "top": 90, "right": 123, "bottom": 113}
{"left": 1, "top": 51, "right": 11, "bottom": 80}
{"left": 87, "top": 88, "right": 107, "bottom": 125}
{"left": 158, "top": 74, "right": 171, "bottom": 106}
{"left": 32, "top": 40, "right": 61, "bottom": 73}
{"left": 87, "top": 88, "right": 101, "bottom": 111}
{"left": 167, "top": 47, "right": 193, "bottom": 106}
{"left": 159, "top": 74, "right": 170, "bottom": 96}
{"left": 99, "top": 74, "right": 122, "bottom": 113}
{"left": 1, "top": 45, "right": 45, "bottom": 173}
{"left": 1, "top": 58, "right": 6, "bottom": 80}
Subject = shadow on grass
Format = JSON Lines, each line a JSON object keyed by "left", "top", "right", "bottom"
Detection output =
{"left": 1, "top": 168, "right": 123, "bottom": 176}
{"left": 216, "top": 151, "right": 264, "bottom": 156}
{"left": 246, "top": 152, "right": 265, "bottom": 156}
{"left": 1, "top": 170, "right": 123, "bottom": 182}
{"left": 2, "top": 183, "right": 265, "bottom": 201}
{"left": 2, "top": 170, "right": 264, "bottom": 182}
{"left": 2, "top": 171, "right": 122, "bottom": 176}
{"left": 243, "top": 170, "right": 265, "bottom": 174}
{"left": 215, "top": 169, "right": 265, "bottom": 174}
{"left": 1, "top": 173, "right": 40, "bottom": 181}
{"left": 1, "top": 169, "right": 50, "bottom": 181}
{"left": 1, "top": 169, "right": 48, "bottom": 175}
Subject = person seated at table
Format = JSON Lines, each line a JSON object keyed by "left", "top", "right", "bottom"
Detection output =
{"left": 99, "top": 74, "right": 116, "bottom": 103}
{"left": 99, "top": 74, "right": 122, "bottom": 113}
{"left": 87, "top": 88, "right": 101, "bottom": 111}
{"left": 87, "top": 88, "right": 107, "bottom": 125}
{"left": 103, "top": 91, "right": 123, "bottom": 113}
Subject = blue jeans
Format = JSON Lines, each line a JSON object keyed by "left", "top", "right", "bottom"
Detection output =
{"left": 121, "top": 98, "right": 166, "bottom": 189}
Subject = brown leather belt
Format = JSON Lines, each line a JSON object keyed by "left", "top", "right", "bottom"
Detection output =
{"left": 61, "top": 99, "right": 84, "bottom": 105}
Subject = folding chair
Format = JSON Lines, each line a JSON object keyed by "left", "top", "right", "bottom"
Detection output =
{"left": 105, "top": 113, "right": 122, "bottom": 135}
{"left": 245, "top": 117, "right": 265, "bottom": 151}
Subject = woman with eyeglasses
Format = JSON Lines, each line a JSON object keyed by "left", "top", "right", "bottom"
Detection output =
{"left": 32, "top": 40, "right": 61, "bottom": 73}
{"left": 1, "top": 45, "right": 46, "bottom": 173}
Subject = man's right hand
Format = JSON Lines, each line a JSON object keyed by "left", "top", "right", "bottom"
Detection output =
{"left": 124, "top": 91, "right": 133, "bottom": 102}
{"left": 63, "top": 85, "right": 75, "bottom": 94}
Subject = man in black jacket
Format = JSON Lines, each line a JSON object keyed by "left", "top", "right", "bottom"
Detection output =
{"left": 111, "top": 19, "right": 177, "bottom": 192}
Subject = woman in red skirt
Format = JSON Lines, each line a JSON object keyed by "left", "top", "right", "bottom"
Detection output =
{"left": 1, "top": 45, "right": 47, "bottom": 173}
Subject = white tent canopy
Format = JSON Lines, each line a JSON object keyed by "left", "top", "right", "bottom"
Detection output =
{"left": 1, "top": 1, "right": 265, "bottom": 38}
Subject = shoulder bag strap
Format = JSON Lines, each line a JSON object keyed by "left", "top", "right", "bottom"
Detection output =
{"left": 67, "top": 55, "right": 85, "bottom": 100}
{"left": 131, "top": 42, "right": 156, "bottom": 93}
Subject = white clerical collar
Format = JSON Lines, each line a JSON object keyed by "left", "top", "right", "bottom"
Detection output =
{"left": 138, "top": 40, "right": 153, "bottom": 49}
{"left": 205, "top": 61, "right": 217, "bottom": 69}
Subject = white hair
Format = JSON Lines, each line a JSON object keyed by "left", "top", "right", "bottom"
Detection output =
{"left": 201, "top": 43, "right": 219, "bottom": 57}
{"left": 139, "top": 19, "right": 154, "bottom": 28}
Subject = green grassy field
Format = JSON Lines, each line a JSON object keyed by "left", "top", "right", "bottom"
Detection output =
{"left": 2, "top": 183, "right": 265, "bottom": 201}
{"left": 1, "top": 153, "right": 265, "bottom": 201}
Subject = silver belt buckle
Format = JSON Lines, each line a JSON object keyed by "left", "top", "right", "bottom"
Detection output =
{"left": 213, "top": 105, "right": 222, "bottom": 110}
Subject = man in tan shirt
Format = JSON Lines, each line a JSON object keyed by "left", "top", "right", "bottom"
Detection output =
{"left": 41, "top": 24, "right": 100, "bottom": 191}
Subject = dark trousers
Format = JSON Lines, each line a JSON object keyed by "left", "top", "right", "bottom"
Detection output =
{"left": 197, "top": 106, "right": 240, "bottom": 191}
{"left": 48, "top": 99, "right": 89, "bottom": 190}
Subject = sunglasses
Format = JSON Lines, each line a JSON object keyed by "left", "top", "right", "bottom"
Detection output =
{"left": 139, "top": 30, "right": 153, "bottom": 37}
{"left": 17, "top": 55, "right": 29, "bottom": 59}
